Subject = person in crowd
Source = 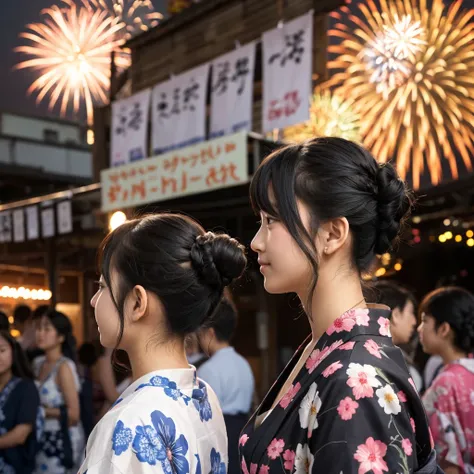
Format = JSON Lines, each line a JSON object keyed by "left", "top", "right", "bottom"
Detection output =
{"left": 197, "top": 298, "right": 255, "bottom": 474}
{"left": 242, "top": 138, "right": 441, "bottom": 473}
{"left": 373, "top": 281, "right": 423, "bottom": 391}
{"left": 186, "top": 333, "right": 207, "bottom": 369}
{"left": 79, "top": 213, "right": 247, "bottom": 473}
{"left": 33, "top": 309, "right": 85, "bottom": 474}
{"left": 0, "top": 311, "right": 10, "bottom": 332}
{"left": 77, "top": 343, "right": 98, "bottom": 438}
{"left": 0, "top": 330, "right": 40, "bottom": 474}
{"left": 423, "top": 355, "right": 444, "bottom": 390}
{"left": 13, "top": 305, "right": 35, "bottom": 351}
{"left": 419, "top": 287, "right": 474, "bottom": 473}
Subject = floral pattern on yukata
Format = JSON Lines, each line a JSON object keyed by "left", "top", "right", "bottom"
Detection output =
{"left": 240, "top": 307, "right": 434, "bottom": 473}
{"left": 423, "top": 358, "right": 474, "bottom": 473}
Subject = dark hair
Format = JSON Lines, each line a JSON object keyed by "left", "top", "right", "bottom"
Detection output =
{"left": 78, "top": 343, "right": 99, "bottom": 368}
{"left": 43, "top": 310, "right": 77, "bottom": 362}
{"left": 0, "top": 331, "right": 34, "bottom": 379}
{"left": 372, "top": 281, "right": 416, "bottom": 319}
{"left": 207, "top": 299, "right": 238, "bottom": 342}
{"left": 0, "top": 312, "right": 9, "bottom": 331}
{"left": 13, "top": 304, "right": 32, "bottom": 324}
{"left": 33, "top": 305, "right": 51, "bottom": 320}
{"left": 420, "top": 287, "right": 474, "bottom": 353}
{"left": 250, "top": 137, "right": 411, "bottom": 310}
{"left": 98, "top": 213, "right": 247, "bottom": 349}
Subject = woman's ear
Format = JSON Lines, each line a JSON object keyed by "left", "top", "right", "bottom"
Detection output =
{"left": 319, "top": 217, "right": 350, "bottom": 256}
{"left": 128, "top": 285, "right": 148, "bottom": 322}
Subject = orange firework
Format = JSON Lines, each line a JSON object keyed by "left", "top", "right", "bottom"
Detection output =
{"left": 15, "top": 1, "right": 162, "bottom": 123}
{"left": 328, "top": 0, "right": 474, "bottom": 189}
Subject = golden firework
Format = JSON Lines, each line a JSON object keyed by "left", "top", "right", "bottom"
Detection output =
{"left": 16, "top": 1, "right": 162, "bottom": 123}
{"left": 328, "top": 0, "right": 474, "bottom": 189}
{"left": 283, "top": 87, "right": 362, "bottom": 143}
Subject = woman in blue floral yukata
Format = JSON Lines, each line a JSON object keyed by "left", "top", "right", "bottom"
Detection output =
{"left": 79, "top": 213, "right": 247, "bottom": 474}
{"left": 240, "top": 138, "right": 442, "bottom": 474}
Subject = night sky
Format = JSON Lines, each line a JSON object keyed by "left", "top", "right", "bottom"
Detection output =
{"left": 0, "top": 0, "right": 166, "bottom": 121}
{"left": 0, "top": 0, "right": 473, "bottom": 122}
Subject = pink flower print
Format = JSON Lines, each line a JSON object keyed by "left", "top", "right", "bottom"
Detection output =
{"left": 353, "top": 308, "right": 370, "bottom": 326}
{"left": 259, "top": 466, "right": 270, "bottom": 474}
{"left": 346, "top": 363, "right": 381, "bottom": 400}
{"left": 279, "top": 382, "right": 301, "bottom": 409}
{"left": 328, "top": 339, "right": 344, "bottom": 352}
{"left": 322, "top": 361, "right": 343, "bottom": 378}
{"left": 241, "top": 460, "right": 258, "bottom": 474}
{"left": 429, "top": 428, "right": 434, "bottom": 449}
{"left": 378, "top": 317, "right": 391, "bottom": 337}
{"left": 283, "top": 449, "right": 295, "bottom": 471}
{"left": 397, "top": 391, "right": 407, "bottom": 403}
{"left": 402, "top": 438, "right": 413, "bottom": 456}
{"left": 337, "top": 397, "right": 359, "bottom": 421}
{"left": 327, "top": 313, "right": 356, "bottom": 335}
{"left": 339, "top": 341, "right": 356, "bottom": 351}
{"left": 354, "top": 437, "right": 389, "bottom": 474}
{"left": 410, "top": 417, "right": 416, "bottom": 433}
{"left": 306, "top": 347, "right": 330, "bottom": 374}
{"left": 239, "top": 434, "right": 249, "bottom": 446}
{"left": 267, "top": 438, "right": 285, "bottom": 460}
{"left": 364, "top": 339, "right": 382, "bottom": 359}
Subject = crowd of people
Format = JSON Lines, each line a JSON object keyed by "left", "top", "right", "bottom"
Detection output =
{"left": 0, "top": 137, "right": 473, "bottom": 473}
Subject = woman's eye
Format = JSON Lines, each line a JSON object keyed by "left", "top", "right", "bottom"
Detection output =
{"left": 267, "top": 217, "right": 277, "bottom": 225}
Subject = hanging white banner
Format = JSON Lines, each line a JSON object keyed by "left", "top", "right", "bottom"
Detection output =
{"left": 0, "top": 212, "right": 12, "bottom": 243}
{"left": 26, "top": 206, "right": 39, "bottom": 240}
{"left": 152, "top": 63, "right": 210, "bottom": 155}
{"left": 57, "top": 200, "right": 73, "bottom": 235}
{"left": 41, "top": 207, "right": 55, "bottom": 238}
{"left": 110, "top": 88, "right": 152, "bottom": 167}
{"left": 210, "top": 42, "right": 256, "bottom": 138}
{"left": 13, "top": 209, "right": 25, "bottom": 243}
{"left": 262, "top": 12, "right": 313, "bottom": 133}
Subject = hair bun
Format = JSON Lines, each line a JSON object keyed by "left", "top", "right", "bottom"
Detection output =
{"left": 375, "top": 163, "right": 411, "bottom": 255}
{"left": 190, "top": 232, "right": 246, "bottom": 289}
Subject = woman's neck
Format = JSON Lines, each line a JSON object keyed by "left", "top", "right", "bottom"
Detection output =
{"left": 300, "top": 267, "right": 365, "bottom": 342}
{"left": 0, "top": 370, "right": 12, "bottom": 391}
{"left": 45, "top": 346, "right": 62, "bottom": 363}
{"left": 125, "top": 338, "right": 190, "bottom": 381}
{"left": 439, "top": 345, "right": 467, "bottom": 366}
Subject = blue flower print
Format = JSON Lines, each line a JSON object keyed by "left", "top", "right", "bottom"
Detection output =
{"left": 195, "top": 454, "right": 202, "bottom": 474}
{"left": 112, "top": 420, "right": 133, "bottom": 455}
{"left": 132, "top": 425, "right": 167, "bottom": 465}
{"left": 132, "top": 410, "right": 190, "bottom": 474}
{"left": 209, "top": 448, "right": 226, "bottom": 474}
{"left": 164, "top": 381, "right": 182, "bottom": 401}
{"left": 193, "top": 381, "right": 212, "bottom": 422}
{"left": 136, "top": 375, "right": 170, "bottom": 391}
{"left": 112, "top": 398, "right": 123, "bottom": 408}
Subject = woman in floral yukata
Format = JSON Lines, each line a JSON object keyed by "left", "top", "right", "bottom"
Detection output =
{"left": 240, "top": 138, "right": 442, "bottom": 474}
{"left": 419, "top": 287, "right": 474, "bottom": 474}
{"left": 79, "top": 213, "right": 247, "bottom": 474}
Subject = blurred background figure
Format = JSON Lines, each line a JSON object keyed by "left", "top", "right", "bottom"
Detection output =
{"left": 185, "top": 333, "right": 207, "bottom": 369}
{"left": 0, "top": 312, "right": 10, "bottom": 332}
{"left": 418, "top": 287, "right": 474, "bottom": 474}
{"left": 0, "top": 330, "right": 40, "bottom": 474}
{"left": 33, "top": 310, "right": 84, "bottom": 474}
{"left": 197, "top": 298, "right": 255, "bottom": 474}
{"left": 13, "top": 305, "right": 34, "bottom": 351}
{"left": 372, "top": 281, "right": 423, "bottom": 391}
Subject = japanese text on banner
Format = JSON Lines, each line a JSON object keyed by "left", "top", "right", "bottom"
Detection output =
{"left": 110, "top": 88, "right": 151, "bottom": 167}
{"left": 152, "top": 64, "right": 210, "bottom": 155}
{"left": 210, "top": 42, "right": 256, "bottom": 138}
{"left": 101, "top": 132, "right": 248, "bottom": 212}
{"left": 262, "top": 12, "right": 313, "bottom": 133}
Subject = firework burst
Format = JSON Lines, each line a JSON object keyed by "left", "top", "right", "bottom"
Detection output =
{"left": 16, "top": 1, "right": 162, "bottom": 123}
{"left": 329, "top": 0, "right": 474, "bottom": 189}
{"left": 284, "top": 86, "right": 362, "bottom": 143}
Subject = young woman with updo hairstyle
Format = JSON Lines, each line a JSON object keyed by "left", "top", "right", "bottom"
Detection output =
{"left": 419, "top": 287, "right": 474, "bottom": 474}
{"left": 240, "top": 138, "right": 441, "bottom": 473}
{"left": 79, "top": 213, "right": 247, "bottom": 474}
